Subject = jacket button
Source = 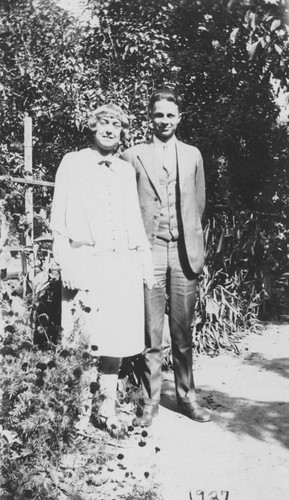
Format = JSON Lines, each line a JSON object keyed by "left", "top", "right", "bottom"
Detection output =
{"left": 153, "top": 215, "right": 157, "bottom": 219}
{"left": 154, "top": 197, "right": 158, "bottom": 201}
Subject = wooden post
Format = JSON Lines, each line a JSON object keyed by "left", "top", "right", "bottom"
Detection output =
{"left": 23, "top": 115, "right": 34, "bottom": 294}
{"left": 24, "top": 114, "right": 33, "bottom": 244}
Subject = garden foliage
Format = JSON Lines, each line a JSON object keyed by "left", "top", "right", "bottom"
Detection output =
{"left": 0, "top": 280, "right": 93, "bottom": 498}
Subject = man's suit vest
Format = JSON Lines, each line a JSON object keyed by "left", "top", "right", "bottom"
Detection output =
{"left": 157, "top": 145, "right": 182, "bottom": 242}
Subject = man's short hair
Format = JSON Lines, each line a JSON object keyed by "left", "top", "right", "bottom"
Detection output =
{"left": 88, "top": 103, "right": 129, "bottom": 131}
{"left": 148, "top": 87, "right": 182, "bottom": 114}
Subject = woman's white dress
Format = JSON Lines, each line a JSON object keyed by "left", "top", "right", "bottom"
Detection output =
{"left": 50, "top": 148, "right": 151, "bottom": 358}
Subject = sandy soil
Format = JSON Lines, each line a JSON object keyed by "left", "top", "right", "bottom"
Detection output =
{"left": 104, "top": 323, "right": 289, "bottom": 500}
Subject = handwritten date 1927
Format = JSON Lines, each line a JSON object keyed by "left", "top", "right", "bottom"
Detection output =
{"left": 189, "top": 491, "right": 230, "bottom": 500}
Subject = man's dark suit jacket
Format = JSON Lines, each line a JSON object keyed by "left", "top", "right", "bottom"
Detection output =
{"left": 122, "top": 138, "right": 206, "bottom": 274}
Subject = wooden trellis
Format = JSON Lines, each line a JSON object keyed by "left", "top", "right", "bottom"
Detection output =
{"left": 0, "top": 115, "right": 55, "bottom": 286}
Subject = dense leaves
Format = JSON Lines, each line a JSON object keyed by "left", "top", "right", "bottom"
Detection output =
{"left": 1, "top": 0, "right": 288, "bottom": 189}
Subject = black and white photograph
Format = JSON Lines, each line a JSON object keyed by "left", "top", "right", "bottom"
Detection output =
{"left": 0, "top": 1, "right": 289, "bottom": 499}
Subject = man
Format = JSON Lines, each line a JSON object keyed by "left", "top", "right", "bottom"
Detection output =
{"left": 122, "top": 88, "right": 211, "bottom": 426}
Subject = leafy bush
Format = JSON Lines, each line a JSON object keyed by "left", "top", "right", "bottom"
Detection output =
{"left": 0, "top": 281, "right": 102, "bottom": 499}
{"left": 193, "top": 210, "right": 289, "bottom": 353}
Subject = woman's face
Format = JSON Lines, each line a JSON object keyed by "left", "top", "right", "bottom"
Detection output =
{"left": 93, "top": 114, "right": 122, "bottom": 152}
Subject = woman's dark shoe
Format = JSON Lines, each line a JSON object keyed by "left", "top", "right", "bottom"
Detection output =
{"left": 96, "top": 414, "right": 128, "bottom": 438}
{"left": 132, "top": 404, "right": 159, "bottom": 427}
{"left": 178, "top": 402, "right": 211, "bottom": 422}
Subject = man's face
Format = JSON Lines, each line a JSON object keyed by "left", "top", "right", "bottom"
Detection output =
{"left": 151, "top": 99, "right": 181, "bottom": 142}
{"left": 93, "top": 114, "right": 122, "bottom": 152}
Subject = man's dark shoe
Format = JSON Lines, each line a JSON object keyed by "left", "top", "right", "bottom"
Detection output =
{"left": 133, "top": 404, "right": 159, "bottom": 427}
{"left": 178, "top": 402, "right": 211, "bottom": 423}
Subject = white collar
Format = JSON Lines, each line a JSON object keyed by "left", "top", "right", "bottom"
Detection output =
{"left": 153, "top": 135, "right": 176, "bottom": 151}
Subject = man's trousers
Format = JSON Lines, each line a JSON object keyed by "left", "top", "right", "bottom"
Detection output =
{"left": 141, "top": 238, "right": 197, "bottom": 406}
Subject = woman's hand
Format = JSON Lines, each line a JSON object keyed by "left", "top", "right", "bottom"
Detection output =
{"left": 143, "top": 274, "right": 158, "bottom": 290}
{"left": 61, "top": 267, "right": 81, "bottom": 290}
{"left": 53, "top": 232, "right": 84, "bottom": 290}
{"left": 138, "top": 249, "right": 157, "bottom": 290}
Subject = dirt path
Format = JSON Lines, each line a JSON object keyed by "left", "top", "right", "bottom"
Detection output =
{"left": 104, "top": 323, "right": 289, "bottom": 500}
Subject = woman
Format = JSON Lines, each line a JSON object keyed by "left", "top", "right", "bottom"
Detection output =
{"left": 50, "top": 103, "right": 155, "bottom": 433}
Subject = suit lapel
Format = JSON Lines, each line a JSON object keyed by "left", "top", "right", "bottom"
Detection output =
{"left": 137, "top": 140, "right": 192, "bottom": 200}
{"left": 176, "top": 140, "right": 190, "bottom": 192}
{"left": 137, "top": 142, "right": 162, "bottom": 201}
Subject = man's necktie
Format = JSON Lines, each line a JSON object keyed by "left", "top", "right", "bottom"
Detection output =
{"left": 162, "top": 144, "right": 169, "bottom": 175}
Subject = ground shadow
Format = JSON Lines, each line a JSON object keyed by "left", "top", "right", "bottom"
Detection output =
{"left": 160, "top": 378, "right": 289, "bottom": 450}
{"left": 242, "top": 354, "right": 289, "bottom": 379}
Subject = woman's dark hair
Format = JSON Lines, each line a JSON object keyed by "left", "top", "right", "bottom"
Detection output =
{"left": 148, "top": 87, "right": 182, "bottom": 114}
